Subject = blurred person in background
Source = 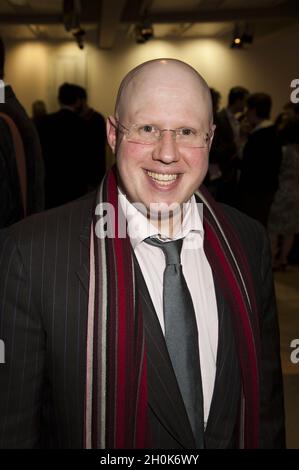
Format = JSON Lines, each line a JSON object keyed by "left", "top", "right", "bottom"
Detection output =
{"left": 238, "top": 93, "right": 282, "bottom": 227}
{"left": 74, "top": 85, "right": 106, "bottom": 188}
{"left": 31, "top": 99, "right": 47, "bottom": 126}
{"left": 209, "top": 86, "right": 249, "bottom": 205}
{"left": 38, "top": 82, "right": 88, "bottom": 209}
{"left": 268, "top": 116, "right": 299, "bottom": 270}
{"left": 0, "top": 35, "right": 44, "bottom": 227}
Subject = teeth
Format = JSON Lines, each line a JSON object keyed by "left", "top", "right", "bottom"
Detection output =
{"left": 147, "top": 171, "right": 178, "bottom": 182}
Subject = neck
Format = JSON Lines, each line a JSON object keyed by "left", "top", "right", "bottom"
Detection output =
{"left": 60, "top": 105, "right": 75, "bottom": 112}
{"left": 227, "top": 105, "right": 237, "bottom": 114}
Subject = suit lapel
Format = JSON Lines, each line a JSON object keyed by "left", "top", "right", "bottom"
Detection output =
{"left": 134, "top": 256, "right": 195, "bottom": 449}
{"left": 204, "top": 272, "right": 241, "bottom": 448}
{"left": 206, "top": 272, "right": 225, "bottom": 424}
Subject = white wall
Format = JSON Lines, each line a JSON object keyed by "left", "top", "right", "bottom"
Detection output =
{"left": 4, "top": 23, "right": 298, "bottom": 120}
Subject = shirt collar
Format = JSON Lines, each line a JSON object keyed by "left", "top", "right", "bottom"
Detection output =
{"left": 226, "top": 107, "right": 238, "bottom": 122}
{"left": 118, "top": 188, "right": 203, "bottom": 250}
{"left": 3, "top": 85, "right": 14, "bottom": 99}
{"left": 60, "top": 105, "right": 75, "bottom": 112}
{"left": 251, "top": 119, "right": 273, "bottom": 133}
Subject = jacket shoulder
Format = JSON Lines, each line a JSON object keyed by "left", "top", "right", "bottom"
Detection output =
{"left": 0, "top": 192, "right": 94, "bottom": 250}
{"left": 218, "top": 203, "right": 267, "bottom": 249}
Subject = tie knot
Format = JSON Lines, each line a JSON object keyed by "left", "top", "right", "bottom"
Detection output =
{"left": 145, "top": 237, "right": 183, "bottom": 265}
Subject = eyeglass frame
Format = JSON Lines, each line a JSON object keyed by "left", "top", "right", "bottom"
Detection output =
{"left": 109, "top": 117, "right": 214, "bottom": 148}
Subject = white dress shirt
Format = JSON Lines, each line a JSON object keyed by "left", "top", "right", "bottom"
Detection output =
{"left": 118, "top": 191, "right": 218, "bottom": 427}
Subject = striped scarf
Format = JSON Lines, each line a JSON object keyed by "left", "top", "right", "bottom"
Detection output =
{"left": 84, "top": 166, "right": 260, "bottom": 448}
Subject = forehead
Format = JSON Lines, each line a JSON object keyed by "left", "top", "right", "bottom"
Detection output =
{"left": 128, "top": 66, "right": 203, "bottom": 98}
{"left": 122, "top": 73, "right": 210, "bottom": 123}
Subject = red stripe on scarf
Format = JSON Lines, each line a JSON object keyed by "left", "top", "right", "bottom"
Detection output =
{"left": 106, "top": 169, "right": 149, "bottom": 448}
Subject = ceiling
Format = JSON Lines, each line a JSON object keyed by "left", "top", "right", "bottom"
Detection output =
{"left": 0, "top": 0, "right": 298, "bottom": 48}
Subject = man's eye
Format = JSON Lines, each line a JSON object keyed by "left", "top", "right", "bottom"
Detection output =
{"left": 140, "top": 125, "right": 154, "bottom": 133}
{"left": 181, "top": 128, "right": 196, "bottom": 136}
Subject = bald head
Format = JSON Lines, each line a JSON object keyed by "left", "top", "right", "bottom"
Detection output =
{"left": 107, "top": 58, "right": 215, "bottom": 215}
{"left": 115, "top": 58, "right": 213, "bottom": 124}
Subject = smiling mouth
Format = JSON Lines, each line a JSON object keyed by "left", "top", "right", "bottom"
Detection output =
{"left": 146, "top": 170, "right": 179, "bottom": 185}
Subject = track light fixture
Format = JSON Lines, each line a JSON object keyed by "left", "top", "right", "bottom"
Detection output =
{"left": 135, "top": 22, "right": 154, "bottom": 44}
{"left": 231, "top": 24, "right": 243, "bottom": 49}
{"left": 63, "top": 0, "right": 85, "bottom": 49}
{"left": 73, "top": 27, "right": 85, "bottom": 49}
{"left": 231, "top": 23, "right": 254, "bottom": 49}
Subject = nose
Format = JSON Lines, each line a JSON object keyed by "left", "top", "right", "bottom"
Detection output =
{"left": 152, "top": 130, "right": 180, "bottom": 164}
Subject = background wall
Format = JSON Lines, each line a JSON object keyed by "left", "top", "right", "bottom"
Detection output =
{"left": 4, "top": 23, "right": 298, "bottom": 120}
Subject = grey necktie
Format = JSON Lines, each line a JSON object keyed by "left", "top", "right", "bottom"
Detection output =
{"left": 145, "top": 237, "right": 204, "bottom": 448}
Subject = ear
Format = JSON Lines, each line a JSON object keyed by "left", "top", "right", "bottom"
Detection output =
{"left": 208, "top": 124, "right": 216, "bottom": 151}
{"left": 106, "top": 116, "right": 117, "bottom": 154}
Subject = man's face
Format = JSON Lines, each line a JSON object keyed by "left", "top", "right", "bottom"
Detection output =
{"left": 235, "top": 97, "right": 246, "bottom": 114}
{"left": 246, "top": 107, "right": 257, "bottom": 126}
{"left": 283, "top": 106, "right": 295, "bottom": 121}
{"left": 107, "top": 68, "right": 214, "bottom": 215}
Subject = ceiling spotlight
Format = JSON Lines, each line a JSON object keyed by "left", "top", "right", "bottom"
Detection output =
{"left": 231, "top": 23, "right": 254, "bottom": 49}
{"left": 232, "top": 37, "right": 242, "bottom": 47}
{"left": 231, "top": 24, "right": 243, "bottom": 49}
{"left": 135, "top": 25, "right": 146, "bottom": 44}
{"left": 141, "top": 23, "right": 154, "bottom": 41}
{"left": 73, "top": 27, "right": 85, "bottom": 49}
{"left": 63, "top": 0, "right": 85, "bottom": 49}
{"left": 135, "top": 23, "right": 154, "bottom": 44}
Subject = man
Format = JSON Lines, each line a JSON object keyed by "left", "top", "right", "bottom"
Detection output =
{"left": 0, "top": 36, "right": 44, "bottom": 226}
{"left": 0, "top": 118, "right": 24, "bottom": 227}
{"left": 38, "top": 83, "right": 89, "bottom": 209}
{"left": 238, "top": 93, "right": 282, "bottom": 227}
{"left": 209, "top": 86, "right": 249, "bottom": 205}
{"left": 74, "top": 85, "right": 106, "bottom": 188}
{"left": 0, "top": 59, "right": 285, "bottom": 449}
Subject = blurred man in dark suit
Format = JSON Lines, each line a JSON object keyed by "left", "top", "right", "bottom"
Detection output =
{"left": 238, "top": 93, "right": 282, "bottom": 227}
{"left": 209, "top": 86, "right": 249, "bottom": 205}
{"left": 75, "top": 85, "right": 106, "bottom": 188}
{"left": 38, "top": 83, "right": 89, "bottom": 209}
{"left": 0, "top": 35, "right": 44, "bottom": 227}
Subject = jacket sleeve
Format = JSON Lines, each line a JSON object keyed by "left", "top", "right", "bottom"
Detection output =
{"left": 0, "top": 229, "right": 45, "bottom": 448}
{"left": 259, "top": 230, "right": 286, "bottom": 448}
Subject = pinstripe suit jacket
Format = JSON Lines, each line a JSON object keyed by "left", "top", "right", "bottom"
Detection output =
{"left": 0, "top": 192, "right": 285, "bottom": 448}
